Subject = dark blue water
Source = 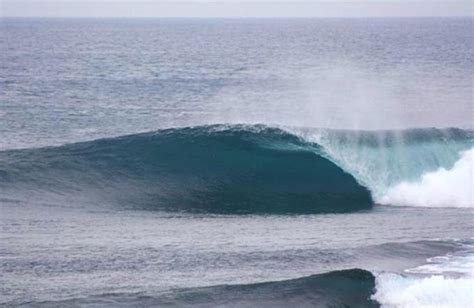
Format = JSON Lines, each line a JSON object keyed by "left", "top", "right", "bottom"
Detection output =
{"left": 1, "top": 18, "right": 473, "bottom": 307}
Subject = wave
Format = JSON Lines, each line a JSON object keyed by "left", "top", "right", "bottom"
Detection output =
{"left": 0, "top": 125, "right": 372, "bottom": 214}
{"left": 11, "top": 269, "right": 378, "bottom": 308}
{"left": 1, "top": 124, "right": 472, "bottom": 212}
{"left": 11, "top": 240, "right": 472, "bottom": 307}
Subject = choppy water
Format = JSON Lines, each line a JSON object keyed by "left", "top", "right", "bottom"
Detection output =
{"left": 1, "top": 17, "right": 473, "bottom": 307}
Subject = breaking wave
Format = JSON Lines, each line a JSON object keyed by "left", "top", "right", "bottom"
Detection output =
{"left": 0, "top": 124, "right": 472, "bottom": 212}
{"left": 287, "top": 126, "right": 473, "bottom": 208}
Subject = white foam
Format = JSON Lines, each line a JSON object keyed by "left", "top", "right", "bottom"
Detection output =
{"left": 372, "top": 273, "right": 474, "bottom": 308}
{"left": 407, "top": 254, "right": 474, "bottom": 276}
{"left": 379, "top": 148, "right": 474, "bottom": 208}
{"left": 373, "top": 243, "right": 474, "bottom": 308}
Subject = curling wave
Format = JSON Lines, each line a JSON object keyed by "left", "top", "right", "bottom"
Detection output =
{"left": 0, "top": 124, "right": 472, "bottom": 212}
{"left": 0, "top": 125, "right": 372, "bottom": 214}
{"left": 287, "top": 126, "right": 473, "bottom": 208}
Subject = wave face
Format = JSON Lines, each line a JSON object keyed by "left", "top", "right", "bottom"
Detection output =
{"left": 0, "top": 125, "right": 372, "bottom": 214}
{"left": 18, "top": 269, "right": 378, "bottom": 308}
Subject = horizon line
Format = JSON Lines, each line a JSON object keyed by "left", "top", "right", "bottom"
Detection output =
{"left": 1, "top": 15, "right": 472, "bottom": 19}
{"left": 2, "top": 0, "right": 471, "bottom": 18}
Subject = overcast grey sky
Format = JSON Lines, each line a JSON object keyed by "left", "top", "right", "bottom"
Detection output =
{"left": 1, "top": 0, "right": 472, "bottom": 17}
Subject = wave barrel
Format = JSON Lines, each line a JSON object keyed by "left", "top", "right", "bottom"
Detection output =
{"left": 0, "top": 126, "right": 373, "bottom": 214}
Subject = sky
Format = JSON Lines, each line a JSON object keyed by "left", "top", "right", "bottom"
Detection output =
{"left": 1, "top": 0, "right": 472, "bottom": 18}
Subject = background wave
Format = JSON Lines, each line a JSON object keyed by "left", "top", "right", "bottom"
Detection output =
{"left": 11, "top": 269, "right": 378, "bottom": 308}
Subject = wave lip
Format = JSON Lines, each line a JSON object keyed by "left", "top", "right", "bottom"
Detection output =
{"left": 0, "top": 125, "right": 372, "bottom": 214}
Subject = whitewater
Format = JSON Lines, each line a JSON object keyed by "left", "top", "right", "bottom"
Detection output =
{"left": 373, "top": 241, "right": 474, "bottom": 308}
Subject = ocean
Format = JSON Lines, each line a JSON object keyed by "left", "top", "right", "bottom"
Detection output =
{"left": 1, "top": 17, "right": 473, "bottom": 307}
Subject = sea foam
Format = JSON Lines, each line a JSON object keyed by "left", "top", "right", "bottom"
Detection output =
{"left": 372, "top": 242, "right": 474, "bottom": 308}
{"left": 372, "top": 274, "right": 473, "bottom": 308}
{"left": 380, "top": 148, "right": 474, "bottom": 208}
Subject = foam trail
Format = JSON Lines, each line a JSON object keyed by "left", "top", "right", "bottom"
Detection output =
{"left": 380, "top": 148, "right": 474, "bottom": 208}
